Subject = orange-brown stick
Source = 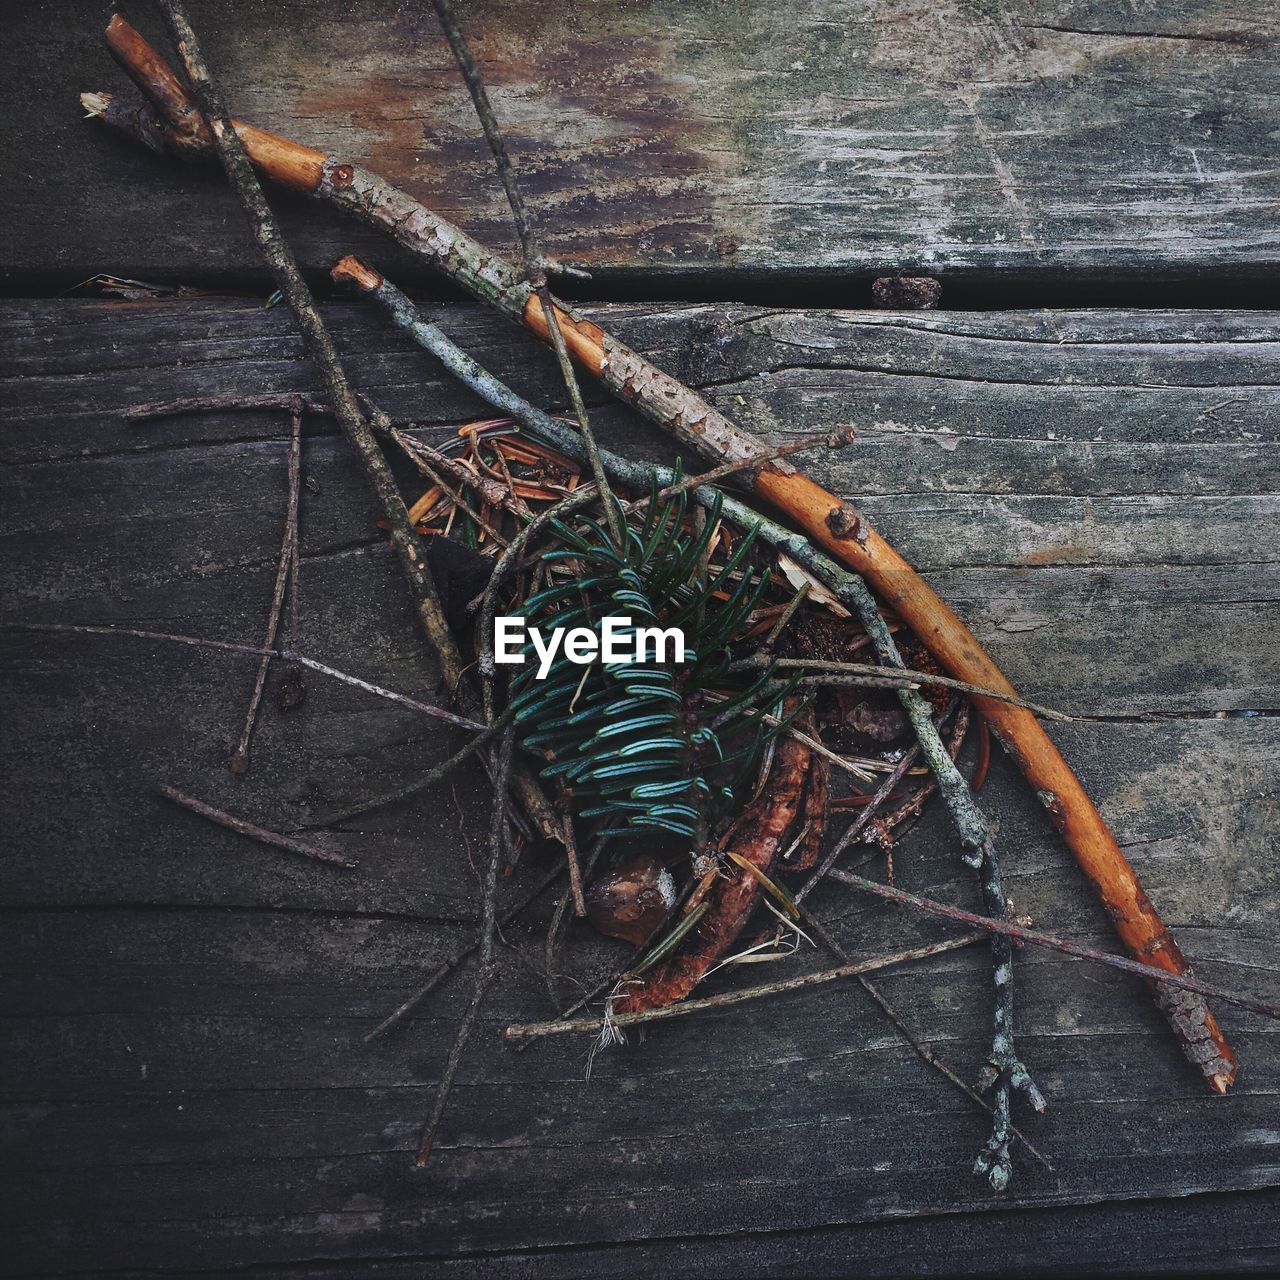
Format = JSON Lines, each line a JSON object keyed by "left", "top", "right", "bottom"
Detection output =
{"left": 96, "top": 17, "right": 1235, "bottom": 1089}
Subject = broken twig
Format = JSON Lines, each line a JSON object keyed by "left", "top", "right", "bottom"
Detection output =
{"left": 230, "top": 398, "right": 303, "bottom": 773}
{"left": 831, "top": 870, "right": 1280, "bottom": 1024}
{"left": 157, "top": 783, "right": 354, "bottom": 868}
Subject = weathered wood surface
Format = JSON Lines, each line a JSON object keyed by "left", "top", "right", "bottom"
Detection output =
{"left": 1, "top": 298, "right": 1278, "bottom": 1275}
{"left": 5, "top": 1, "right": 1280, "bottom": 290}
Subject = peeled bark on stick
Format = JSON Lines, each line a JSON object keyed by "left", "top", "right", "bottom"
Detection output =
{"left": 87, "top": 18, "right": 1236, "bottom": 1091}
{"left": 615, "top": 717, "right": 813, "bottom": 1015}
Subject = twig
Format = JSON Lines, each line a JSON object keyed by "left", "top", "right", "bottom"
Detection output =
{"left": 814, "top": 920, "right": 1056, "bottom": 1172}
{"left": 544, "top": 836, "right": 605, "bottom": 1010}
{"left": 230, "top": 398, "right": 303, "bottom": 773}
{"left": 392, "top": 428, "right": 523, "bottom": 518}
{"left": 2, "top": 623, "right": 486, "bottom": 732}
{"left": 417, "top": 724, "right": 514, "bottom": 1165}
{"left": 628, "top": 431, "right": 857, "bottom": 511}
{"left": 476, "top": 486, "right": 603, "bottom": 688}
{"left": 406, "top": 454, "right": 510, "bottom": 548}
{"left": 763, "top": 581, "right": 809, "bottom": 652}
{"left": 425, "top": 0, "right": 622, "bottom": 547}
{"left": 365, "top": 853, "right": 565, "bottom": 1043}
{"left": 735, "top": 656, "right": 1071, "bottom": 722}
{"left": 830, "top": 870, "right": 1280, "bottom": 1024}
{"left": 787, "top": 556, "right": 1041, "bottom": 1190}
{"left": 309, "top": 712, "right": 510, "bottom": 830}
{"left": 795, "top": 743, "right": 922, "bottom": 906}
{"left": 503, "top": 933, "right": 984, "bottom": 1041}
{"left": 151, "top": 3, "right": 465, "bottom": 697}
{"left": 560, "top": 803, "right": 587, "bottom": 919}
{"left": 157, "top": 783, "right": 354, "bottom": 868}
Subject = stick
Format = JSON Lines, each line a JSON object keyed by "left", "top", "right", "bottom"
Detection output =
{"left": 796, "top": 744, "right": 922, "bottom": 905}
{"left": 84, "top": 34, "right": 1221, "bottom": 1073}
{"left": 312, "top": 713, "right": 510, "bottom": 829}
{"left": 426, "top": 0, "right": 622, "bottom": 548}
{"left": 230, "top": 398, "right": 303, "bottom": 773}
{"left": 2, "top": 623, "right": 486, "bottom": 732}
{"left": 631, "top": 431, "right": 857, "bottom": 510}
{"left": 416, "top": 724, "right": 514, "bottom": 1165}
{"left": 157, "top": 783, "right": 354, "bottom": 868}
{"left": 736, "top": 656, "right": 1071, "bottom": 722}
{"left": 503, "top": 933, "right": 984, "bottom": 1040}
{"left": 831, "top": 870, "right": 1280, "bottom": 1023}
{"left": 145, "top": 7, "right": 465, "bottom": 698}
{"left": 801, "top": 912, "right": 1053, "bottom": 1171}
{"left": 365, "top": 855, "right": 566, "bottom": 1043}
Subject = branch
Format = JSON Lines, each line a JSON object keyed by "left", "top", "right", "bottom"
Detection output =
{"left": 230, "top": 398, "right": 303, "bottom": 773}
{"left": 425, "top": 0, "right": 623, "bottom": 546}
{"left": 416, "top": 724, "right": 515, "bottom": 1165}
{"left": 2, "top": 623, "right": 485, "bottom": 732}
{"left": 831, "top": 870, "right": 1280, "bottom": 1024}
{"left": 503, "top": 933, "right": 984, "bottom": 1041}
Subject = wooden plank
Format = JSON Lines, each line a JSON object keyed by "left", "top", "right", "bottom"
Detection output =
{"left": 4, "top": 3, "right": 1280, "bottom": 288}
{"left": 1, "top": 298, "right": 1278, "bottom": 1273}
{"left": 56, "top": 1189, "right": 1280, "bottom": 1278}
{"left": 4, "top": 299, "right": 1276, "bottom": 719}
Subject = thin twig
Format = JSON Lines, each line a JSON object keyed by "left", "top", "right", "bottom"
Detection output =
{"left": 2, "top": 623, "right": 486, "bottom": 732}
{"left": 763, "top": 581, "right": 809, "bottom": 652}
{"left": 795, "top": 744, "right": 923, "bottom": 906}
{"left": 831, "top": 869, "right": 1280, "bottom": 1023}
{"left": 157, "top": 783, "right": 354, "bottom": 868}
{"left": 230, "top": 399, "right": 304, "bottom": 773}
{"left": 560, "top": 804, "right": 587, "bottom": 918}
{"left": 309, "top": 713, "right": 511, "bottom": 830}
{"left": 503, "top": 933, "right": 984, "bottom": 1041}
{"left": 365, "top": 854, "right": 565, "bottom": 1043}
{"left": 800, "top": 911, "right": 1053, "bottom": 1171}
{"left": 426, "top": 0, "right": 622, "bottom": 546}
{"left": 417, "top": 724, "right": 514, "bottom": 1165}
{"left": 627, "top": 430, "right": 857, "bottom": 513}
{"left": 544, "top": 836, "right": 605, "bottom": 1010}
{"left": 735, "top": 656, "right": 1071, "bottom": 722}
{"left": 407, "top": 455, "right": 510, "bottom": 548}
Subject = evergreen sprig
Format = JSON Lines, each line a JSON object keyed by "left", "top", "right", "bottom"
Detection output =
{"left": 508, "top": 483, "right": 802, "bottom": 842}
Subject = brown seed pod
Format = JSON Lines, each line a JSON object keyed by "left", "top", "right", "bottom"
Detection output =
{"left": 585, "top": 855, "right": 677, "bottom": 947}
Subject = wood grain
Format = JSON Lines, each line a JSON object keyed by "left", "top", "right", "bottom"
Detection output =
{"left": 4, "top": 1, "right": 1280, "bottom": 289}
{"left": 1, "top": 298, "right": 1277, "bottom": 1273}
